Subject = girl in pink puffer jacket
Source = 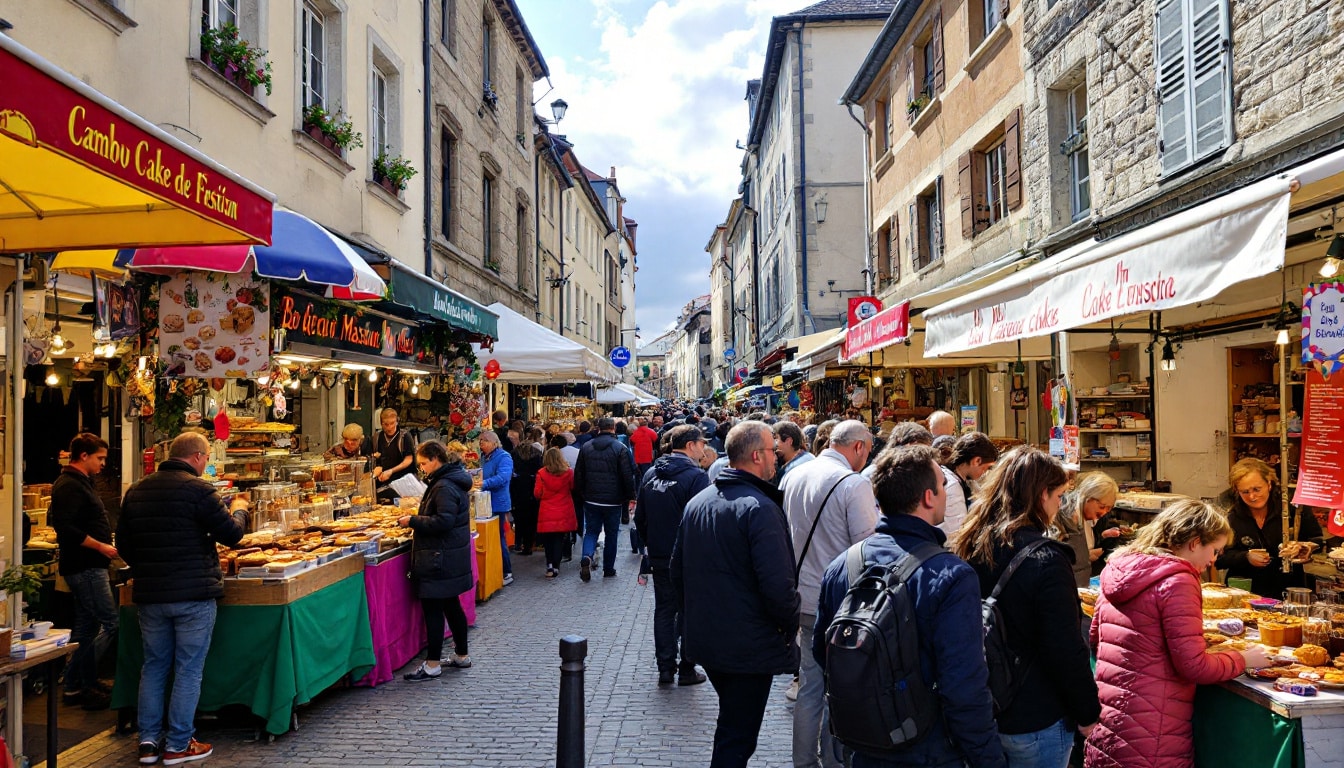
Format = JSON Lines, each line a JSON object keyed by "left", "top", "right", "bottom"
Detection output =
{"left": 1085, "top": 499, "right": 1272, "bottom": 768}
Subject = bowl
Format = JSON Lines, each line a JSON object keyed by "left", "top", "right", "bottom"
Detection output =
{"left": 30, "top": 621, "right": 53, "bottom": 639}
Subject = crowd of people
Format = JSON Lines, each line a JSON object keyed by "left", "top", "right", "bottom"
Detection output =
{"left": 44, "top": 398, "right": 1327, "bottom": 766}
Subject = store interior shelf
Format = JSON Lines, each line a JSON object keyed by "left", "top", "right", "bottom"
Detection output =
{"left": 1074, "top": 394, "right": 1151, "bottom": 400}
{"left": 1230, "top": 433, "right": 1284, "bottom": 439}
{"left": 1081, "top": 457, "right": 1153, "bottom": 463}
{"left": 1078, "top": 428, "right": 1151, "bottom": 433}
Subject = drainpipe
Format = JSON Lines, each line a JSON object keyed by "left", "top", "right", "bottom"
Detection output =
{"left": 533, "top": 135, "right": 542, "bottom": 324}
{"left": 846, "top": 102, "right": 874, "bottom": 295}
{"left": 422, "top": 1, "right": 433, "bottom": 276}
{"left": 794, "top": 21, "right": 815, "bottom": 334}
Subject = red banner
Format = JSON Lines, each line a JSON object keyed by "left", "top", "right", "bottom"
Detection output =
{"left": 848, "top": 296, "right": 883, "bottom": 327}
{"left": 0, "top": 44, "right": 272, "bottom": 243}
{"left": 1291, "top": 369, "right": 1344, "bottom": 511}
{"left": 844, "top": 301, "right": 910, "bottom": 360}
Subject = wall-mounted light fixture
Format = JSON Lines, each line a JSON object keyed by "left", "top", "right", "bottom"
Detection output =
{"left": 1159, "top": 339, "right": 1177, "bottom": 372}
{"left": 815, "top": 196, "right": 828, "bottom": 224}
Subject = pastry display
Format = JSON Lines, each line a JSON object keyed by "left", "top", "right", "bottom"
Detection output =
{"left": 1294, "top": 644, "right": 1330, "bottom": 666}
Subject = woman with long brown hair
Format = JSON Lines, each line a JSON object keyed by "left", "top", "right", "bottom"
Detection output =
{"left": 954, "top": 447, "right": 1099, "bottom": 767}
{"left": 533, "top": 447, "right": 577, "bottom": 578}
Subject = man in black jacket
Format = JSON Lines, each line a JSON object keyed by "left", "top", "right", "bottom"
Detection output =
{"left": 50, "top": 432, "right": 117, "bottom": 710}
{"left": 574, "top": 417, "right": 637, "bottom": 581}
{"left": 633, "top": 424, "right": 709, "bottom": 687}
{"left": 118, "top": 433, "right": 250, "bottom": 766}
{"left": 672, "top": 422, "right": 800, "bottom": 768}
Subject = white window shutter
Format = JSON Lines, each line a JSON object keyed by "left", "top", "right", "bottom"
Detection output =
{"left": 1189, "top": 0, "right": 1231, "bottom": 162}
{"left": 1156, "top": 0, "right": 1189, "bottom": 175}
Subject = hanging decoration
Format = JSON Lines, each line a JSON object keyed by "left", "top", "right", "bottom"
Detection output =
{"left": 484, "top": 359, "right": 501, "bottom": 380}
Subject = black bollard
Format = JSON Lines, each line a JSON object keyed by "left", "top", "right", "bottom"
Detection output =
{"left": 557, "top": 635, "right": 587, "bottom": 768}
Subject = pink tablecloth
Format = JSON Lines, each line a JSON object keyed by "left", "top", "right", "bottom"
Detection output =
{"left": 356, "top": 541, "right": 478, "bottom": 686}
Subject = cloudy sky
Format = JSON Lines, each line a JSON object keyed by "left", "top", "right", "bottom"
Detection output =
{"left": 515, "top": 0, "right": 809, "bottom": 348}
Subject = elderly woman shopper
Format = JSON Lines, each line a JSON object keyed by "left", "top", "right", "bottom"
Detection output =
{"left": 1086, "top": 500, "right": 1271, "bottom": 767}
{"left": 325, "top": 424, "right": 371, "bottom": 460}
{"left": 1057, "top": 472, "right": 1123, "bottom": 587}
{"left": 478, "top": 430, "right": 515, "bottom": 586}
{"left": 1215, "top": 457, "right": 1323, "bottom": 598}
{"left": 955, "top": 447, "right": 1100, "bottom": 767}
{"left": 398, "top": 441, "right": 474, "bottom": 681}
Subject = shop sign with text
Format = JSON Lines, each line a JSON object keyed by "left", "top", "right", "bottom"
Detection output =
{"left": 276, "top": 290, "right": 420, "bottom": 361}
{"left": 843, "top": 301, "right": 909, "bottom": 360}
{"left": 1302, "top": 282, "right": 1344, "bottom": 377}
{"left": 1291, "top": 368, "right": 1344, "bottom": 510}
{"left": 924, "top": 180, "right": 1290, "bottom": 357}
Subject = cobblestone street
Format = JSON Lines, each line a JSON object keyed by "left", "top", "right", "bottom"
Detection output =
{"left": 43, "top": 529, "right": 795, "bottom": 767}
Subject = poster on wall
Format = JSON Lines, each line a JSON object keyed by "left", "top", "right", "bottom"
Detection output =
{"left": 1290, "top": 368, "right": 1344, "bottom": 510}
{"left": 1302, "top": 282, "right": 1344, "bottom": 377}
{"left": 93, "top": 277, "right": 141, "bottom": 340}
{"left": 159, "top": 271, "right": 271, "bottom": 378}
{"left": 960, "top": 405, "right": 979, "bottom": 435}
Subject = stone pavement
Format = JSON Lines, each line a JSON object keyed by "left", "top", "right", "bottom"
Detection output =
{"left": 38, "top": 527, "right": 796, "bottom": 767}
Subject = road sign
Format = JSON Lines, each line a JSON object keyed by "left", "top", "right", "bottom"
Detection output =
{"left": 724, "top": 347, "right": 736, "bottom": 360}
{"left": 609, "top": 346, "right": 631, "bottom": 368}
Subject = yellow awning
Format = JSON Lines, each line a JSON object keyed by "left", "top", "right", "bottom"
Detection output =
{"left": 0, "top": 34, "right": 274, "bottom": 253}
{"left": 50, "top": 249, "right": 123, "bottom": 279}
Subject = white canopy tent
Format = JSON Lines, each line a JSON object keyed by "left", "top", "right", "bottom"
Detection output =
{"left": 596, "top": 383, "right": 661, "bottom": 405}
{"left": 475, "top": 302, "right": 620, "bottom": 384}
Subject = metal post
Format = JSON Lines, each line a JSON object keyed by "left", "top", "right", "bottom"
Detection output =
{"left": 556, "top": 635, "right": 587, "bottom": 768}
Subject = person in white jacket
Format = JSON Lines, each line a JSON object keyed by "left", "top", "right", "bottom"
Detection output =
{"left": 780, "top": 420, "right": 878, "bottom": 768}
{"left": 939, "top": 431, "right": 1000, "bottom": 542}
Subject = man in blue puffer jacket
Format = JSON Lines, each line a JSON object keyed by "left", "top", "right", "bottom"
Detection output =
{"left": 813, "top": 445, "right": 1004, "bottom": 768}
{"left": 478, "top": 430, "right": 515, "bottom": 585}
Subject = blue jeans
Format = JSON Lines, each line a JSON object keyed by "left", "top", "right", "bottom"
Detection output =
{"left": 1000, "top": 719, "right": 1074, "bottom": 768}
{"left": 494, "top": 510, "right": 512, "bottom": 577}
{"left": 794, "top": 615, "right": 841, "bottom": 768}
{"left": 138, "top": 601, "right": 217, "bottom": 752}
{"left": 582, "top": 503, "right": 622, "bottom": 573}
{"left": 64, "top": 568, "right": 118, "bottom": 694}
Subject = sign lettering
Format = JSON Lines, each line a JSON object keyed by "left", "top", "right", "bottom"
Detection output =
{"left": 277, "top": 290, "right": 425, "bottom": 363}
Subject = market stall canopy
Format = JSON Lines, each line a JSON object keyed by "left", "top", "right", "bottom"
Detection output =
{"left": 0, "top": 33, "right": 274, "bottom": 252}
{"left": 924, "top": 175, "right": 1294, "bottom": 357}
{"left": 112, "top": 210, "right": 385, "bottom": 298}
{"left": 476, "top": 302, "right": 619, "bottom": 384}
{"left": 50, "top": 249, "right": 125, "bottom": 279}
{"left": 364, "top": 258, "right": 497, "bottom": 340}
{"left": 595, "top": 382, "right": 660, "bottom": 406}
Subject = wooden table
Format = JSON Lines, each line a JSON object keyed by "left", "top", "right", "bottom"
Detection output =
{"left": 0, "top": 642, "right": 78, "bottom": 768}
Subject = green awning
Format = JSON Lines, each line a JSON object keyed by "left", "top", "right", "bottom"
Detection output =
{"left": 380, "top": 259, "right": 498, "bottom": 340}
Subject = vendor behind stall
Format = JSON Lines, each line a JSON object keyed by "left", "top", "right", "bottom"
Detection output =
{"left": 325, "top": 424, "right": 373, "bottom": 460}
{"left": 371, "top": 408, "right": 417, "bottom": 503}
{"left": 1215, "top": 457, "right": 1323, "bottom": 598}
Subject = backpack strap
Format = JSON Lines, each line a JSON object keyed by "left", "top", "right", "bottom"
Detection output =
{"left": 795, "top": 472, "right": 858, "bottom": 580}
{"left": 843, "top": 539, "right": 944, "bottom": 591}
{"left": 985, "top": 539, "right": 1052, "bottom": 607}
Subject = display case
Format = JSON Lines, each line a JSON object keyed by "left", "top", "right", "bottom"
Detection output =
{"left": 249, "top": 482, "right": 300, "bottom": 533}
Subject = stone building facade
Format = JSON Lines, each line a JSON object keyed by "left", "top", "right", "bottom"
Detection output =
{"left": 427, "top": 0, "right": 547, "bottom": 316}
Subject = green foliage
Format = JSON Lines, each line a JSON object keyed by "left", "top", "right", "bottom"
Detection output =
{"left": 302, "top": 104, "right": 363, "bottom": 151}
{"left": 0, "top": 565, "right": 44, "bottom": 603}
{"left": 373, "top": 153, "right": 418, "bottom": 191}
{"left": 200, "top": 23, "right": 273, "bottom": 96}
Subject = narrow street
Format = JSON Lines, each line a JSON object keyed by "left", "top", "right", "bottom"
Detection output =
{"left": 46, "top": 530, "right": 794, "bottom": 768}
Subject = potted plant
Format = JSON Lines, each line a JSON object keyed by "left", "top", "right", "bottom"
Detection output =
{"left": 0, "top": 564, "right": 44, "bottom": 632}
{"left": 906, "top": 94, "right": 930, "bottom": 119}
{"left": 302, "top": 104, "right": 333, "bottom": 143}
{"left": 372, "top": 152, "right": 418, "bottom": 195}
{"left": 326, "top": 112, "right": 364, "bottom": 154}
{"left": 301, "top": 105, "right": 363, "bottom": 156}
{"left": 199, "top": 23, "right": 273, "bottom": 96}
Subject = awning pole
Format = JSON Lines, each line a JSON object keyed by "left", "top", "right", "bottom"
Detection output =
{"left": 7, "top": 256, "right": 23, "bottom": 760}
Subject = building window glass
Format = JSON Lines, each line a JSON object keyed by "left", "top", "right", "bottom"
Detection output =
{"left": 440, "top": 0, "right": 456, "bottom": 54}
{"left": 482, "top": 173, "right": 496, "bottom": 271}
{"left": 203, "top": 0, "right": 239, "bottom": 30}
{"left": 301, "top": 2, "right": 326, "bottom": 108}
{"left": 440, "top": 129, "right": 455, "bottom": 239}
{"left": 912, "top": 179, "right": 944, "bottom": 272}
{"left": 1066, "top": 82, "right": 1091, "bottom": 220}
{"left": 481, "top": 20, "right": 493, "bottom": 90}
{"left": 517, "top": 203, "right": 529, "bottom": 290}
{"left": 370, "top": 68, "right": 388, "bottom": 154}
{"left": 985, "top": 139, "right": 1008, "bottom": 225}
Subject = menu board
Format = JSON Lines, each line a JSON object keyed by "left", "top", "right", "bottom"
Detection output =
{"left": 1290, "top": 368, "right": 1344, "bottom": 509}
{"left": 159, "top": 271, "right": 271, "bottom": 378}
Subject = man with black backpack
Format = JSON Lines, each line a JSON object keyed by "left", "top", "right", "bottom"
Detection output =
{"left": 813, "top": 445, "right": 1004, "bottom": 768}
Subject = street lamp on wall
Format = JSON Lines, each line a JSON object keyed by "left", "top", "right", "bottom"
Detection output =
{"left": 815, "top": 196, "right": 828, "bottom": 224}
{"left": 550, "top": 98, "right": 568, "bottom": 125}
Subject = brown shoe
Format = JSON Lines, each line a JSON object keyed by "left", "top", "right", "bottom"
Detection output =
{"left": 162, "top": 739, "right": 213, "bottom": 765}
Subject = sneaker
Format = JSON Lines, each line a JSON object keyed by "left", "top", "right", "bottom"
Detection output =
{"left": 678, "top": 669, "right": 708, "bottom": 686}
{"left": 784, "top": 676, "right": 800, "bottom": 701}
{"left": 580, "top": 556, "right": 592, "bottom": 582}
{"left": 138, "top": 741, "right": 162, "bottom": 765}
{"left": 502, "top": 573, "right": 514, "bottom": 586}
{"left": 545, "top": 568, "right": 557, "bottom": 579}
{"left": 445, "top": 652, "right": 472, "bottom": 668}
{"left": 403, "top": 662, "right": 442, "bottom": 682}
{"left": 161, "top": 739, "right": 212, "bottom": 766}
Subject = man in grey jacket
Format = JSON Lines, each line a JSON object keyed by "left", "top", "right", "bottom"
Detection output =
{"left": 779, "top": 419, "right": 878, "bottom": 768}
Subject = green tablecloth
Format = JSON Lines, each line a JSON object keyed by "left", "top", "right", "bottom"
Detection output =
{"left": 1193, "top": 685, "right": 1304, "bottom": 768}
{"left": 111, "top": 572, "right": 376, "bottom": 735}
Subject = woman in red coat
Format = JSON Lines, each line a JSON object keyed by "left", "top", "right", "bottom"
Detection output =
{"left": 533, "top": 447, "right": 577, "bottom": 579}
{"left": 1086, "top": 499, "right": 1271, "bottom": 767}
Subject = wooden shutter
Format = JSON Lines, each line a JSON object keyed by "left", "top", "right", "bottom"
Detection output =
{"left": 970, "top": 0, "right": 985, "bottom": 46}
{"left": 909, "top": 201, "right": 921, "bottom": 272}
{"left": 1190, "top": 0, "right": 1231, "bottom": 162}
{"left": 959, "top": 152, "right": 975, "bottom": 238}
{"left": 1156, "top": 0, "right": 1190, "bottom": 174}
{"left": 931, "top": 14, "right": 945, "bottom": 94}
{"left": 889, "top": 215, "right": 901, "bottom": 283}
{"left": 1004, "top": 107, "right": 1023, "bottom": 211}
{"left": 971, "top": 151, "right": 988, "bottom": 232}
{"left": 932, "top": 177, "right": 944, "bottom": 260}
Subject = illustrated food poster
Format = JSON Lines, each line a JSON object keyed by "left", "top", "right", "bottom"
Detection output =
{"left": 159, "top": 271, "right": 271, "bottom": 377}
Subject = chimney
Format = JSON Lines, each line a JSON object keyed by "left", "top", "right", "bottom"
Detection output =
{"left": 608, "top": 166, "right": 617, "bottom": 182}
{"left": 626, "top": 219, "right": 638, "bottom": 250}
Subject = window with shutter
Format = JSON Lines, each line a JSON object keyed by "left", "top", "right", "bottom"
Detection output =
{"left": 1004, "top": 107, "right": 1022, "bottom": 210}
{"left": 1156, "top": 0, "right": 1231, "bottom": 175}
{"left": 888, "top": 216, "right": 900, "bottom": 284}
{"left": 931, "top": 15, "right": 945, "bottom": 94}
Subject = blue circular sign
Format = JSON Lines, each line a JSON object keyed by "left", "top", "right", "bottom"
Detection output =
{"left": 724, "top": 347, "right": 737, "bottom": 360}
{"left": 609, "top": 346, "right": 632, "bottom": 368}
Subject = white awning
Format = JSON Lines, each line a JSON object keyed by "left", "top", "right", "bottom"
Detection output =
{"left": 595, "top": 383, "right": 661, "bottom": 405}
{"left": 924, "top": 175, "right": 1294, "bottom": 357}
{"left": 475, "top": 302, "right": 620, "bottom": 384}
